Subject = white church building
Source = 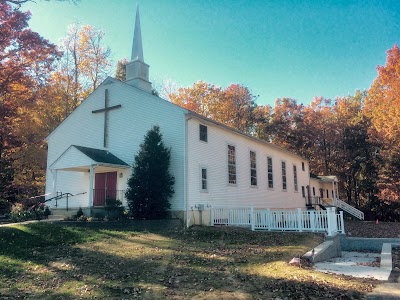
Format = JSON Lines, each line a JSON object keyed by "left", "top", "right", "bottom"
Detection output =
{"left": 45, "top": 7, "right": 363, "bottom": 226}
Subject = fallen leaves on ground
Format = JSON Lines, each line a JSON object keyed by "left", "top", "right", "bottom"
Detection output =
{"left": 0, "top": 222, "right": 378, "bottom": 299}
{"left": 345, "top": 220, "right": 400, "bottom": 238}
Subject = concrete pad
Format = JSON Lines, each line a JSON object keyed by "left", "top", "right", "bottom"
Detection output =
{"left": 381, "top": 243, "right": 393, "bottom": 269}
{"left": 314, "top": 251, "right": 391, "bottom": 280}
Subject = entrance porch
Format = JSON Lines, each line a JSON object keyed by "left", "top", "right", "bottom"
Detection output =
{"left": 47, "top": 145, "right": 130, "bottom": 213}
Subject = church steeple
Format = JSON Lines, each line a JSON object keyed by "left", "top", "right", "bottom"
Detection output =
{"left": 131, "top": 5, "right": 144, "bottom": 62}
{"left": 125, "top": 4, "right": 152, "bottom": 93}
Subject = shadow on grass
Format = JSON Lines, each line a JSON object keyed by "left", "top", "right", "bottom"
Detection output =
{"left": 0, "top": 221, "right": 373, "bottom": 299}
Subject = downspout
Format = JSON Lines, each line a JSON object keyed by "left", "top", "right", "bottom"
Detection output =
{"left": 184, "top": 115, "right": 191, "bottom": 228}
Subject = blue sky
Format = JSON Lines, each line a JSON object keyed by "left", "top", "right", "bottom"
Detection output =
{"left": 22, "top": 0, "right": 400, "bottom": 106}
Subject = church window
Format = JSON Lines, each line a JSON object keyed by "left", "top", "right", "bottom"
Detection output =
{"left": 312, "top": 187, "right": 316, "bottom": 196}
{"left": 302, "top": 161, "right": 305, "bottom": 171}
{"left": 326, "top": 189, "right": 329, "bottom": 198}
{"left": 267, "top": 157, "right": 273, "bottom": 189}
{"left": 199, "top": 124, "right": 208, "bottom": 142}
{"left": 293, "top": 165, "right": 298, "bottom": 191}
{"left": 201, "top": 168, "right": 207, "bottom": 191}
{"left": 228, "top": 145, "right": 236, "bottom": 184}
{"left": 282, "top": 161, "right": 287, "bottom": 190}
{"left": 301, "top": 186, "right": 305, "bottom": 197}
{"left": 250, "top": 151, "right": 257, "bottom": 186}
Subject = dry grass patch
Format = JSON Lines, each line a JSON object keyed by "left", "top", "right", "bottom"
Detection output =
{"left": 0, "top": 222, "right": 377, "bottom": 299}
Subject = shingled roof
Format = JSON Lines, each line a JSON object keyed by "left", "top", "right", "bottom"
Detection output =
{"left": 73, "top": 145, "right": 129, "bottom": 166}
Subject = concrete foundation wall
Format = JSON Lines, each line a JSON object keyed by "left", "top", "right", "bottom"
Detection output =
{"left": 50, "top": 207, "right": 186, "bottom": 223}
{"left": 340, "top": 235, "right": 400, "bottom": 252}
{"left": 304, "top": 233, "right": 342, "bottom": 263}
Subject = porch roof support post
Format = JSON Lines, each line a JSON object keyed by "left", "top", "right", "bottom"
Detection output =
{"left": 52, "top": 169, "right": 58, "bottom": 197}
{"left": 88, "top": 165, "right": 95, "bottom": 207}
{"left": 336, "top": 182, "right": 339, "bottom": 201}
{"left": 331, "top": 181, "right": 335, "bottom": 205}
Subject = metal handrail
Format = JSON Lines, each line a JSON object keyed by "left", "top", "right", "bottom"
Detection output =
{"left": 38, "top": 192, "right": 87, "bottom": 211}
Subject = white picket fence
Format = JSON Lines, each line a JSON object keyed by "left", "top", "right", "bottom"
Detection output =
{"left": 211, "top": 206, "right": 344, "bottom": 236}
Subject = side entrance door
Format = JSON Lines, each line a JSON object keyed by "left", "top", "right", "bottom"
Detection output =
{"left": 93, "top": 171, "right": 117, "bottom": 206}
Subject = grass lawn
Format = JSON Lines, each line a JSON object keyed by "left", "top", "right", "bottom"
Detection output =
{"left": 0, "top": 221, "right": 376, "bottom": 299}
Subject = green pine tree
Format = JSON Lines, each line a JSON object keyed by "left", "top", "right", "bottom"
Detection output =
{"left": 125, "top": 126, "right": 174, "bottom": 219}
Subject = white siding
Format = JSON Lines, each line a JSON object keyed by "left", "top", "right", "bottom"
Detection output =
{"left": 310, "top": 178, "right": 320, "bottom": 197}
{"left": 50, "top": 171, "right": 90, "bottom": 208}
{"left": 50, "top": 147, "right": 94, "bottom": 170}
{"left": 187, "top": 118, "right": 310, "bottom": 209}
{"left": 46, "top": 79, "right": 187, "bottom": 210}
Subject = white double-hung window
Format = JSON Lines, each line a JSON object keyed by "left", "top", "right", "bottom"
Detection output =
{"left": 228, "top": 145, "right": 236, "bottom": 184}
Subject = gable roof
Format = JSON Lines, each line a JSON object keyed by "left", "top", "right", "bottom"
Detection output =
{"left": 46, "top": 76, "right": 188, "bottom": 141}
{"left": 46, "top": 76, "right": 307, "bottom": 162}
{"left": 73, "top": 145, "right": 129, "bottom": 166}
{"left": 50, "top": 144, "right": 129, "bottom": 171}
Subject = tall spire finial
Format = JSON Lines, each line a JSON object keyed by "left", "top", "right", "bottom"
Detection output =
{"left": 125, "top": 3, "right": 152, "bottom": 92}
{"left": 131, "top": 4, "right": 144, "bottom": 62}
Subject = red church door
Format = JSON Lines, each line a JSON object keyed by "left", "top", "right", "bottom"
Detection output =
{"left": 93, "top": 172, "right": 117, "bottom": 206}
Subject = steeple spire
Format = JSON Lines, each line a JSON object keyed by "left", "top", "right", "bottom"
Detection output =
{"left": 131, "top": 4, "right": 144, "bottom": 62}
{"left": 125, "top": 4, "right": 152, "bottom": 93}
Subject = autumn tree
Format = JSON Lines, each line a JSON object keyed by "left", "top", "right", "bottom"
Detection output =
{"left": 55, "top": 24, "right": 111, "bottom": 118}
{"left": 252, "top": 104, "right": 273, "bottom": 140}
{"left": 260, "top": 94, "right": 378, "bottom": 208}
{"left": 268, "top": 98, "right": 305, "bottom": 152}
{"left": 170, "top": 81, "right": 257, "bottom": 133}
{"left": 0, "top": 2, "right": 59, "bottom": 201}
{"left": 364, "top": 44, "right": 400, "bottom": 202}
{"left": 115, "top": 58, "right": 129, "bottom": 81}
{"left": 9, "top": 24, "right": 112, "bottom": 201}
{"left": 170, "top": 81, "right": 222, "bottom": 117}
{"left": 79, "top": 25, "right": 111, "bottom": 90}
{"left": 220, "top": 84, "right": 257, "bottom": 133}
{"left": 330, "top": 92, "right": 378, "bottom": 206}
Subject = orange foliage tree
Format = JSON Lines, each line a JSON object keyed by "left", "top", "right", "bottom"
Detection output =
{"left": 0, "top": 2, "right": 59, "bottom": 201}
{"left": 170, "top": 81, "right": 258, "bottom": 134}
{"left": 364, "top": 44, "right": 400, "bottom": 202}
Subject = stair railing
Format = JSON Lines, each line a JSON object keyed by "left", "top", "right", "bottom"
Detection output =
{"left": 40, "top": 192, "right": 87, "bottom": 211}
{"left": 333, "top": 198, "right": 364, "bottom": 220}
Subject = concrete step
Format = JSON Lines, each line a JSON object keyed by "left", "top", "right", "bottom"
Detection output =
{"left": 47, "top": 214, "right": 65, "bottom": 220}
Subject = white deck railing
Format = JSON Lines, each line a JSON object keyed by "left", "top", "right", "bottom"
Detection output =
{"left": 211, "top": 206, "right": 344, "bottom": 236}
{"left": 334, "top": 199, "right": 364, "bottom": 220}
{"left": 212, "top": 206, "right": 252, "bottom": 226}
